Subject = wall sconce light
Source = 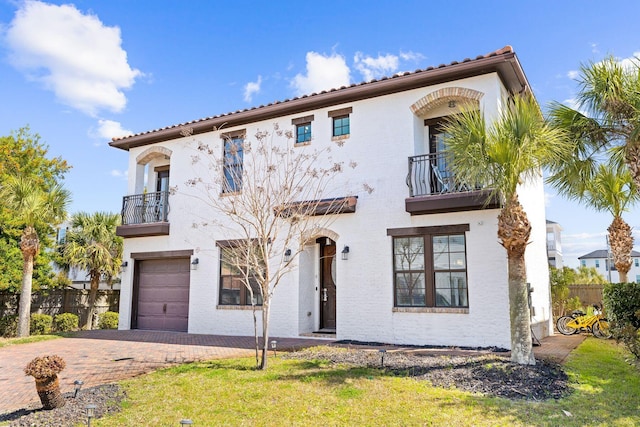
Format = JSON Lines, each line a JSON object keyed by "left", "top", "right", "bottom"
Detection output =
{"left": 448, "top": 100, "right": 456, "bottom": 108}
{"left": 180, "top": 420, "right": 194, "bottom": 426}
{"left": 341, "top": 246, "right": 350, "bottom": 260}
{"left": 73, "top": 379, "right": 84, "bottom": 398}
{"left": 270, "top": 340, "right": 277, "bottom": 357}
{"left": 191, "top": 258, "right": 199, "bottom": 270}
{"left": 121, "top": 261, "right": 128, "bottom": 270}
{"left": 85, "top": 404, "right": 97, "bottom": 427}
{"left": 284, "top": 249, "right": 292, "bottom": 263}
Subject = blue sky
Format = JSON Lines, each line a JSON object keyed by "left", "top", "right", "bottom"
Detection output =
{"left": 0, "top": 0, "right": 639, "bottom": 267}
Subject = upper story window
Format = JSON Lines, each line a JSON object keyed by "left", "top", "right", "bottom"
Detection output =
{"left": 222, "top": 131, "right": 244, "bottom": 193}
{"left": 333, "top": 116, "right": 350, "bottom": 137}
{"left": 580, "top": 259, "right": 586, "bottom": 267}
{"left": 635, "top": 258, "right": 639, "bottom": 267}
{"left": 292, "top": 115, "right": 314, "bottom": 145}
{"left": 155, "top": 165, "right": 170, "bottom": 192}
{"left": 328, "top": 107, "right": 352, "bottom": 138}
{"left": 595, "top": 260, "right": 600, "bottom": 268}
{"left": 388, "top": 224, "right": 469, "bottom": 308}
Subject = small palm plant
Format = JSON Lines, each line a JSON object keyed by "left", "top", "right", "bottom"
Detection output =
{"left": 24, "top": 355, "right": 66, "bottom": 409}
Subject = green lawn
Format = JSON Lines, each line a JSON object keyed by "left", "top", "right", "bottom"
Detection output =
{"left": 96, "top": 338, "right": 639, "bottom": 427}
{"left": 0, "top": 334, "right": 61, "bottom": 348}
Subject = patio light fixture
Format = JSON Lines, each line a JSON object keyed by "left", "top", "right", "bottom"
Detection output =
{"left": 448, "top": 100, "right": 456, "bottom": 108}
{"left": 191, "top": 258, "right": 199, "bottom": 270}
{"left": 73, "top": 379, "right": 84, "bottom": 398}
{"left": 120, "top": 261, "right": 128, "bottom": 270}
{"left": 85, "top": 403, "right": 97, "bottom": 427}
{"left": 379, "top": 349, "right": 387, "bottom": 367}
{"left": 284, "top": 249, "right": 292, "bottom": 263}
{"left": 341, "top": 246, "right": 350, "bottom": 260}
{"left": 270, "top": 340, "right": 277, "bottom": 357}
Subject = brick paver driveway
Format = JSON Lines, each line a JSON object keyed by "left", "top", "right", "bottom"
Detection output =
{"left": 0, "top": 330, "right": 331, "bottom": 414}
{"left": 0, "top": 330, "right": 583, "bottom": 415}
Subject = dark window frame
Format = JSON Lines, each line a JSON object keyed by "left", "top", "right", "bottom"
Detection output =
{"left": 332, "top": 115, "right": 350, "bottom": 137}
{"left": 388, "top": 224, "right": 469, "bottom": 308}
{"left": 218, "top": 242, "right": 263, "bottom": 306}
{"left": 295, "top": 122, "right": 312, "bottom": 143}
{"left": 328, "top": 107, "right": 352, "bottom": 137}
{"left": 221, "top": 132, "right": 244, "bottom": 193}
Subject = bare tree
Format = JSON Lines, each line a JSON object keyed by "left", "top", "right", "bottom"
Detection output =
{"left": 183, "top": 124, "right": 362, "bottom": 369}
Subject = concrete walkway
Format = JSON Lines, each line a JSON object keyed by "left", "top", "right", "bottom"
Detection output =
{"left": 0, "top": 330, "right": 584, "bottom": 415}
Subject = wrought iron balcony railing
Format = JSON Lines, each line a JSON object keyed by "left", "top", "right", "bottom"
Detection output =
{"left": 406, "top": 152, "right": 480, "bottom": 197}
{"left": 121, "top": 191, "right": 169, "bottom": 225}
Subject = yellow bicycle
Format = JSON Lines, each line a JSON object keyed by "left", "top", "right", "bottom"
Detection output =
{"left": 556, "top": 304, "right": 611, "bottom": 339}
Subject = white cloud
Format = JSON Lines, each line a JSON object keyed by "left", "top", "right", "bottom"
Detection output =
{"left": 243, "top": 75, "right": 262, "bottom": 102}
{"left": 4, "top": 0, "right": 142, "bottom": 116}
{"left": 354, "top": 52, "right": 399, "bottom": 81}
{"left": 110, "top": 169, "right": 128, "bottom": 180}
{"left": 291, "top": 52, "right": 350, "bottom": 96}
{"left": 399, "top": 51, "right": 425, "bottom": 62}
{"left": 567, "top": 70, "right": 579, "bottom": 80}
{"left": 591, "top": 43, "right": 599, "bottom": 54}
{"left": 618, "top": 51, "right": 640, "bottom": 72}
{"left": 94, "top": 119, "right": 133, "bottom": 140}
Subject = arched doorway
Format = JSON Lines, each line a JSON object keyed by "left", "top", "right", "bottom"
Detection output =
{"left": 318, "top": 237, "right": 337, "bottom": 331}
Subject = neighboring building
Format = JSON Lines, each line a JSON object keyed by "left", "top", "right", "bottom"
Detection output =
{"left": 546, "top": 220, "right": 563, "bottom": 268}
{"left": 578, "top": 249, "right": 640, "bottom": 283}
{"left": 109, "top": 46, "right": 553, "bottom": 349}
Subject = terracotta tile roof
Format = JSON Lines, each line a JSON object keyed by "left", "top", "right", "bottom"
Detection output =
{"left": 110, "top": 46, "right": 525, "bottom": 150}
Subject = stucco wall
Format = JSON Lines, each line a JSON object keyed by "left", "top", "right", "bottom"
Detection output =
{"left": 117, "top": 72, "right": 548, "bottom": 349}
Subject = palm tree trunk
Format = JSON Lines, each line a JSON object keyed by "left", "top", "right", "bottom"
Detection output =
{"left": 625, "top": 144, "right": 640, "bottom": 193}
{"left": 85, "top": 273, "right": 100, "bottom": 330}
{"left": 17, "top": 226, "right": 39, "bottom": 338}
{"left": 17, "top": 254, "right": 34, "bottom": 337}
{"left": 507, "top": 255, "right": 535, "bottom": 365}
{"left": 608, "top": 216, "right": 633, "bottom": 283}
{"left": 498, "top": 195, "right": 535, "bottom": 365}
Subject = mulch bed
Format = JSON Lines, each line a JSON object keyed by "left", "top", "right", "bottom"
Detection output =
{"left": 283, "top": 346, "right": 570, "bottom": 400}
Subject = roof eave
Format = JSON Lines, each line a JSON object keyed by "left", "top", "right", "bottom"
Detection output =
{"left": 110, "top": 51, "right": 528, "bottom": 151}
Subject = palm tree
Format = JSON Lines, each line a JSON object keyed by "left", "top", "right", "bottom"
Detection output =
{"left": 442, "top": 93, "right": 571, "bottom": 365}
{"left": 549, "top": 56, "right": 640, "bottom": 192}
{"left": 554, "top": 164, "right": 637, "bottom": 282}
{"left": 0, "top": 176, "right": 70, "bottom": 337}
{"left": 62, "top": 212, "right": 122, "bottom": 329}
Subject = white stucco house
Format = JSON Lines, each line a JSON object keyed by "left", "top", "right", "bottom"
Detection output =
{"left": 110, "top": 46, "right": 553, "bottom": 349}
{"left": 578, "top": 249, "right": 640, "bottom": 283}
{"left": 546, "top": 220, "right": 563, "bottom": 268}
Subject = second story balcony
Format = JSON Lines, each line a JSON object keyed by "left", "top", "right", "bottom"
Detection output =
{"left": 405, "top": 152, "right": 500, "bottom": 215}
{"left": 116, "top": 191, "right": 170, "bottom": 238}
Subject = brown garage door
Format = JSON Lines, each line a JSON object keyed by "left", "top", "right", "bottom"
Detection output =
{"left": 135, "top": 258, "right": 190, "bottom": 332}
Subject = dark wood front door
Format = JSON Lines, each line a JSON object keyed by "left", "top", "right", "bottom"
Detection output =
{"left": 320, "top": 242, "right": 336, "bottom": 330}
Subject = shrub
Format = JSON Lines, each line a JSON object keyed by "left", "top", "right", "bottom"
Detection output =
{"left": 98, "top": 311, "right": 119, "bottom": 329}
{"left": 566, "top": 296, "right": 583, "bottom": 313}
{"left": 0, "top": 315, "right": 18, "bottom": 338}
{"left": 30, "top": 313, "right": 53, "bottom": 335}
{"left": 53, "top": 313, "right": 79, "bottom": 332}
{"left": 604, "top": 282, "right": 640, "bottom": 358}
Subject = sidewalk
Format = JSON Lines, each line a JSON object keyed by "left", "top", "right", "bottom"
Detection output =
{"left": 0, "top": 330, "right": 584, "bottom": 415}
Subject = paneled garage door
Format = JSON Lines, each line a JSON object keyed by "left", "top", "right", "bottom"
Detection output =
{"left": 135, "top": 258, "right": 190, "bottom": 332}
